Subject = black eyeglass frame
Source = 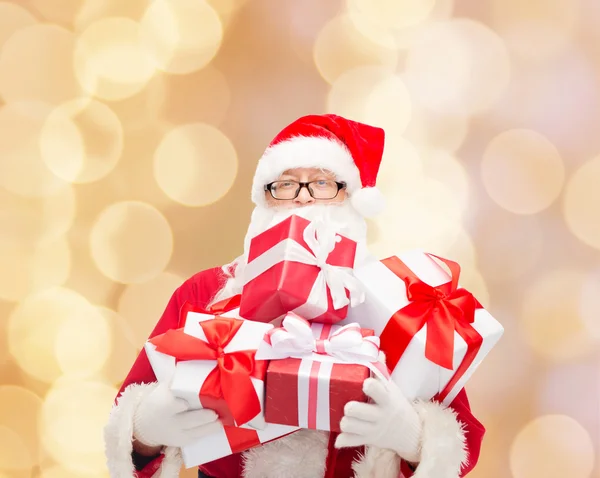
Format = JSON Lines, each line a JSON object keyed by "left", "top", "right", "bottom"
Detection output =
{"left": 264, "top": 180, "right": 347, "bottom": 200}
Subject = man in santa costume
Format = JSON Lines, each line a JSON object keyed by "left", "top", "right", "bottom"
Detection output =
{"left": 104, "top": 114, "right": 485, "bottom": 478}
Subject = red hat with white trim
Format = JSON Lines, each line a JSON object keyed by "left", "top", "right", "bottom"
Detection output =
{"left": 251, "top": 114, "right": 386, "bottom": 218}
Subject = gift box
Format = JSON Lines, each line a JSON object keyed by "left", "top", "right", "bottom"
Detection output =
{"left": 255, "top": 312, "right": 388, "bottom": 432}
{"left": 342, "top": 250, "right": 504, "bottom": 406}
{"left": 144, "top": 296, "right": 298, "bottom": 467}
{"left": 240, "top": 214, "right": 365, "bottom": 324}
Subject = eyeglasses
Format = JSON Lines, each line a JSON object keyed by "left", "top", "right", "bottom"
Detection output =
{"left": 265, "top": 180, "right": 346, "bottom": 200}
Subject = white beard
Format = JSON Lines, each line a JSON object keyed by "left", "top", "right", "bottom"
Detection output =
{"left": 210, "top": 202, "right": 367, "bottom": 305}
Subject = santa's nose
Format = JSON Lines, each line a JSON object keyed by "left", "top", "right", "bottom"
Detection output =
{"left": 293, "top": 186, "right": 315, "bottom": 206}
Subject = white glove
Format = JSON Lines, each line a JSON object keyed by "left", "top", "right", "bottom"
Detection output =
{"left": 335, "top": 377, "right": 423, "bottom": 463}
{"left": 133, "top": 382, "right": 222, "bottom": 448}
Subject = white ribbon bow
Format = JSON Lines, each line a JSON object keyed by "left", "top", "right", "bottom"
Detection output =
{"left": 259, "top": 312, "right": 389, "bottom": 380}
{"left": 302, "top": 220, "right": 365, "bottom": 310}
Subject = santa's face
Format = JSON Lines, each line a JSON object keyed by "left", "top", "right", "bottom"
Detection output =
{"left": 248, "top": 167, "right": 367, "bottom": 248}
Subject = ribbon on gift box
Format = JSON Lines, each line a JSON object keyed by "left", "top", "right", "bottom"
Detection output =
{"left": 243, "top": 219, "right": 365, "bottom": 312}
{"left": 380, "top": 254, "right": 483, "bottom": 402}
{"left": 178, "top": 295, "right": 242, "bottom": 328}
{"left": 149, "top": 316, "right": 267, "bottom": 426}
{"left": 257, "top": 312, "right": 389, "bottom": 429}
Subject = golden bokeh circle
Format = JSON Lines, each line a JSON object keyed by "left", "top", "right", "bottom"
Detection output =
{"left": 140, "top": 0, "right": 224, "bottom": 75}
{"left": 492, "top": 0, "right": 579, "bottom": 62}
{"left": 520, "top": 270, "right": 597, "bottom": 362}
{"left": 74, "top": 17, "right": 157, "bottom": 101}
{"left": 90, "top": 201, "right": 174, "bottom": 284}
{"left": 117, "top": 272, "right": 184, "bottom": 346}
{"left": 370, "top": 177, "right": 462, "bottom": 257}
{"left": 405, "top": 19, "right": 511, "bottom": 114}
{"left": 0, "top": 102, "right": 68, "bottom": 198}
{"left": 7, "top": 288, "right": 107, "bottom": 383}
{"left": 563, "top": 156, "right": 600, "bottom": 250}
{"left": 27, "top": 0, "right": 85, "bottom": 28}
{"left": 510, "top": 414, "right": 594, "bottom": 478}
{"left": 96, "top": 307, "right": 139, "bottom": 386}
{"left": 314, "top": 14, "right": 399, "bottom": 85}
{"left": 364, "top": 74, "right": 413, "bottom": 137}
{"left": 74, "top": 0, "right": 152, "bottom": 31}
{"left": 345, "top": 0, "right": 454, "bottom": 51}
{"left": 0, "top": 385, "right": 43, "bottom": 471}
{"left": 40, "top": 98, "right": 124, "bottom": 184}
{"left": 405, "top": 108, "right": 468, "bottom": 152}
{"left": 0, "top": 426, "right": 32, "bottom": 472}
{"left": 327, "top": 66, "right": 393, "bottom": 122}
{"left": 475, "top": 212, "right": 543, "bottom": 283}
{"left": 0, "top": 2, "right": 37, "bottom": 48}
{"left": 347, "top": 0, "right": 436, "bottom": 31}
{"left": 54, "top": 304, "right": 112, "bottom": 379}
{"left": 580, "top": 270, "right": 600, "bottom": 340}
{"left": 0, "top": 236, "right": 71, "bottom": 303}
{"left": 153, "top": 123, "right": 238, "bottom": 207}
{"left": 422, "top": 150, "right": 470, "bottom": 212}
{"left": 40, "top": 380, "right": 118, "bottom": 474}
{"left": 482, "top": 129, "right": 565, "bottom": 214}
{"left": 375, "top": 135, "right": 424, "bottom": 194}
{"left": 0, "top": 23, "right": 83, "bottom": 105}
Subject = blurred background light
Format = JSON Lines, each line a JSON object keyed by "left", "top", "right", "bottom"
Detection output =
{"left": 40, "top": 380, "right": 118, "bottom": 474}
{"left": 117, "top": 272, "right": 185, "bottom": 347}
{"left": 0, "top": 24, "right": 83, "bottom": 105}
{"left": 153, "top": 123, "right": 239, "bottom": 207}
{"left": 74, "top": 17, "right": 157, "bottom": 101}
{"left": 313, "top": 15, "right": 399, "bottom": 85}
{"left": 509, "top": 414, "right": 595, "bottom": 478}
{"left": 40, "top": 98, "right": 124, "bottom": 184}
{"left": 405, "top": 19, "right": 511, "bottom": 115}
{"left": 563, "top": 156, "right": 600, "bottom": 250}
{"left": 139, "top": 0, "right": 224, "bottom": 75}
{"left": 482, "top": 129, "right": 565, "bottom": 214}
{"left": 520, "top": 270, "right": 598, "bottom": 362}
{"left": 90, "top": 201, "right": 174, "bottom": 284}
{"left": 0, "top": 1, "right": 598, "bottom": 476}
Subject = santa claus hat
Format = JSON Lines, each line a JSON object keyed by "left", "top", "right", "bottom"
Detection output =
{"left": 251, "top": 114, "right": 386, "bottom": 218}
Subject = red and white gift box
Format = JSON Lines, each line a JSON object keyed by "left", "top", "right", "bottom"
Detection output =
{"left": 255, "top": 312, "right": 389, "bottom": 432}
{"left": 239, "top": 214, "right": 365, "bottom": 324}
{"left": 144, "top": 297, "right": 298, "bottom": 467}
{"left": 342, "top": 250, "right": 504, "bottom": 405}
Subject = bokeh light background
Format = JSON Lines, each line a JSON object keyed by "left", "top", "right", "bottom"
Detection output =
{"left": 0, "top": 0, "right": 598, "bottom": 477}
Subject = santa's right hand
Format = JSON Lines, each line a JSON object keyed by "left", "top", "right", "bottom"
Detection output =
{"left": 133, "top": 381, "right": 222, "bottom": 448}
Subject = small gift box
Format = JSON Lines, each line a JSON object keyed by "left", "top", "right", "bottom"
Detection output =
{"left": 239, "top": 214, "right": 365, "bottom": 324}
{"left": 255, "top": 312, "right": 388, "bottom": 432}
{"left": 342, "top": 250, "right": 504, "bottom": 405}
{"left": 144, "top": 296, "right": 298, "bottom": 467}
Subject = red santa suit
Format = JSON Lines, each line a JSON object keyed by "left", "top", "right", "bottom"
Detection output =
{"left": 104, "top": 266, "right": 485, "bottom": 478}
{"left": 104, "top": 114, "right": 486, "bottom": 477}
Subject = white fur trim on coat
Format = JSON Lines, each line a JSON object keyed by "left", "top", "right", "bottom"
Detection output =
{"left": 251, "top": 136, "right": 363, "bottom": 208}
{"left": 103, "top": 382, "right": 182, "bottom": 478}
{"left": 242, "top": 429, "right": 329, "bottom": 478}
{"left": 351, "top": 400, "right": 467, "bottom": 478}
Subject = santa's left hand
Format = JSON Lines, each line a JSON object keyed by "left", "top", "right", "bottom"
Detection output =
{"left": 335, "top": 377, "right": 422, "bottom": 463}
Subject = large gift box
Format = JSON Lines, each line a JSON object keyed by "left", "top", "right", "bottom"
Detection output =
{"left": 144, "top": 297, "right": 298, "bottom": 467}
{"left": 255, "top": 312, "right": 388, "bottom": 432}
{"left": 240, "top": 214, "right": 365, "bottom": 324}
{"left": 342, "top": 250, "right": 504, "bottom": 405}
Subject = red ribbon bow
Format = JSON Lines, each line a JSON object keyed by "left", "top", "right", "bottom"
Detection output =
{"left": 380, "top": 255, "right": 483, "bottom": 402}
{"left": 151, "top": 297, "right": 265, "bottom": 427}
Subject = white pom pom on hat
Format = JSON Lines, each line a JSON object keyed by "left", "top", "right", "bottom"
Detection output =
{"left": 251, "top": 114, "right": 386, "bottom": 218}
